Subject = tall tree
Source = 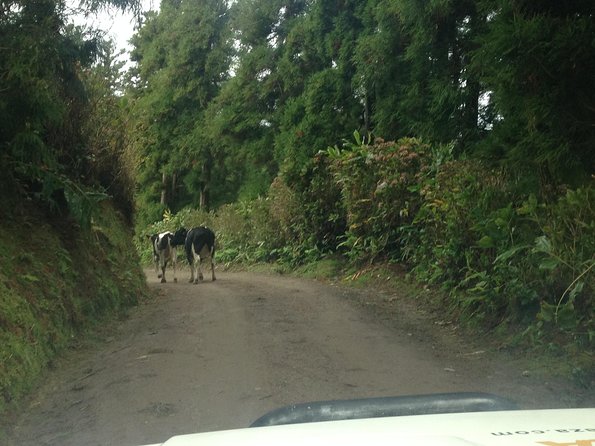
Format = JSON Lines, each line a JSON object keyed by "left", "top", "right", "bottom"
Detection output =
{"left": 273, "top": 0, "right": 365, "bottom": 183}
{"left": 81, "top": 38, "right": 137, "bottom": 221}
{"left": 1, "top": 0, "right": 139, "bottom": 223}
{"left": 397, "top": 0, "right": 482, "bottom": 147}
{"left": 353, "top": 0, "right": 409, "bottom": 138}
{"left": 471, "top": 0, "right": 595, "bottom": 185}
{"left": 198, "top": 0, "right": 293, "bottom": 202}
{"left": 130, "top": 0, "right": 232, "bottom": 218}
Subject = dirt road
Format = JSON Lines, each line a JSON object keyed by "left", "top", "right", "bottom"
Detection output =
{"left": 5, "top": 269, "right": 593, "bottom": 446}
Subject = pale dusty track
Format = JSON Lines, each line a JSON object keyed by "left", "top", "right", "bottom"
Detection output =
{"left": 5, "top": 269, "right": 593, "bottom": 446}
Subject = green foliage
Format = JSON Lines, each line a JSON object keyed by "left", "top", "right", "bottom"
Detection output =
{"left": 397, "top": 160, "right": 593, "bottom": 340}
{"left": 327, "top": 136, "right": 431, "bottom": 262}
{"left": 273, "top": 0, "right": 364, "bottom": 182}
{"left": 129, "top": 0, "right": 232, "bottom": 219}
{"left": 0, "top": 1, "right": 145, "bottom": 415}
{"left": 392, "top": 157, "right": 565, "bottom": 333}
{"left": 352, "top": 0, "right": 485, "bottom": 148}
{"left": 81, "top": 40, "right": 137, "bottom": 222}
{"left": 127, "top": 0, "right": 593, "bottom": 224}
{"left": 11, "top": 162, "right": 109, "bottom": 230}
{"left": 528, "top": 187, "right": 595, "bottom": 341}
{"left": 217, "top": 198, "right": 282, "bottom": 263}
{"left": 472, "top": 0, "right": 595, "bottom": 184}
{"left": 406, "top": 160, "right": 512, "bottom": 284}
{"left": 1, "top": 1, "right": 138, "bottom": 227}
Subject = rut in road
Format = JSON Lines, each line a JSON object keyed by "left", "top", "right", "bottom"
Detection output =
{"left": 5, "top": 270, "right": 584, "bottom": 446}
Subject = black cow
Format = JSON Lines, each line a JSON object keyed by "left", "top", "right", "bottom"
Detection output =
{"left": 185, "top": 226, "right": 216, "bottom": 283}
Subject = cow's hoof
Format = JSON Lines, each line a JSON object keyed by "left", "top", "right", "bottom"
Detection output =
{"left": 198, "top": 275, "right": 204, "bottom": 281}
{"left": 193, "top": 279, "right": 199, "bottom": 284}
{"left": 212, "top": 277, "right": 216, "bottom": 281}
{"left": 189, "top": 278, "right": 194, "bottom": 283}
{"left": 161, "top": 278, "right": 166, "bottom": 283}
{"left": 174, "top": 278, "right": 177, "bottom": 283}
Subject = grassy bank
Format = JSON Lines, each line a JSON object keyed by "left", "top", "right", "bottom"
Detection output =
{"left": 0, "top": 201, "right": 148, "bottom": 417}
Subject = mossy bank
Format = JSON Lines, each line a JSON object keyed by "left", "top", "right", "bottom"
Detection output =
{"left": 0, "top": 200, "right": 148, "bottom": 417}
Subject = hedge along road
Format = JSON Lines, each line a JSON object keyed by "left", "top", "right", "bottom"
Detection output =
{"left": 5, "top": 269, "right": 593, "bottom": 446}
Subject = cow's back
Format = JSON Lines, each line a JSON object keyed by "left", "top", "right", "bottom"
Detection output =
{"left": 185, "top": 227, "right": 215, "bottom": 262}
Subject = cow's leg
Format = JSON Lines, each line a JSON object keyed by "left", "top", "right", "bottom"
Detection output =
{"left": 197, "top": 257, "right": 204, "bottom": 281}
{"left": 172, "top": 247, "right": 177, "bottom": 283}
{"left": 191, "top": 244, "right": 202, "bottom": 284}
{"left": 194, "top": 257, "right": 202, "bottom": 283}
{"left": 189, "top": 257, "right": 195, "bottom": 283}
{"left": 160, "top": 257, "right": 167, "bottom": 283}
{"left": 155, "top": 256, "right": 161, "bottom": 278}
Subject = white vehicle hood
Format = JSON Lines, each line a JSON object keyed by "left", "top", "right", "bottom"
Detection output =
{"left": 145, "top": 408, "right": 595, "bottom": 446}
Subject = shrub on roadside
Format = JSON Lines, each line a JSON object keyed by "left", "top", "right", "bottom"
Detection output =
{"left": 215, "top": 198, "right": 280, "bottom": 263}
{"left": 327, "top": 136, "right": 431, "bottom": 262}
{"left": 270, "top": 154, "right": 346, "bottom": 263}
{"left": 404, "top": 160, "right": 532, "bottom": 322}
{"left": 322, "top": 135, "right": 592, "bottom": 345}
{"left": 526, "top": 187, "right": 594, "bottom": 346}
{"left": 404, "top": 159, "right": 593, "bottom": 342}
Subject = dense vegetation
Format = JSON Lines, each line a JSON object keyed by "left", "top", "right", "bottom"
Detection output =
{"left": 0, "top": 0, "right": 148, "bottom": 416}
{"left": 131, "top": 0, "right": 594, "bottom": 219}
{"left": 0, "top": 0, "right": 593, "bottom": 416}
{"left": 133, "top": 0, "right": 593, "bottom": 358}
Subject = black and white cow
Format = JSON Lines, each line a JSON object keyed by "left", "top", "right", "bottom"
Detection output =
{"left": 185, "top": 226, "right": 216, "bottom": 283}
{"left": 147, "top": 228, "right": 187, "bottom": 283}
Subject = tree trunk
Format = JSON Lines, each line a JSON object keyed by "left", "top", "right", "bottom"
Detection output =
{"left": 363, "top": 89, "right": 370, "bottom": 136}
{"left": 199, "top": 155, "right": 212, "bottom": 211}
{"left": 171, "top": 172, "right": 177, "bottom": 206}
{"left": 160, "top": 172, "right": 167, "bottom": 206}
